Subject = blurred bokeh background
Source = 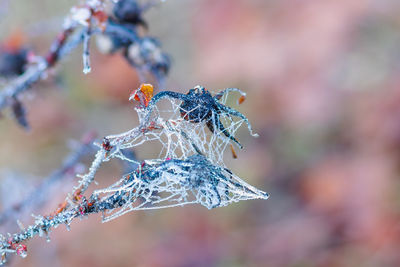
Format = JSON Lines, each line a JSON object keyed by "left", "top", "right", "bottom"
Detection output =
{"left": 2, "top": 0, "right": 400, "bottom": 266}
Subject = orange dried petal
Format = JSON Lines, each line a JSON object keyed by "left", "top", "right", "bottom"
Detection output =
{"left": 131, "top": 83, "right": 154, "bottom": 107}
{"left": 140, "top": 83, "right": 154, "bottom": 105}
{"left": 93, "top": 10, "right": 108, "bottom": 23}
{"left": 93, "top": 10, "right": 108, "bottom": 31}
{"left": 238, "top": 95, "right": 246, "bottom": 105}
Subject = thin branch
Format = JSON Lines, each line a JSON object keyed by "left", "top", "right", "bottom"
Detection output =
{"left": 0, "top": 133, "right": 96, "bottom": 226}
{"left": 0, "top": 1, "right": 168, "bottom": 126}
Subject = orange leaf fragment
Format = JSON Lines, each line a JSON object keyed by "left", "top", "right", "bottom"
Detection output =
{"left": 93, "top": 10, "right": 108, "bottom": 31}
{"left": 55, "top": 201, "right": 68, "bottom": 215}
{"left": 130, "top": 83, "right": 154, "bottom": 107}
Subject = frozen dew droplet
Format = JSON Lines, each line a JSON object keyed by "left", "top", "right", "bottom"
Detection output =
{"left": 83, "top": 65, "right": 91, "bottom": 74}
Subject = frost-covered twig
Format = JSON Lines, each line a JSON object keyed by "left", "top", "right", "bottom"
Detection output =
{"left": 0, "top": 133, "right": 96, "bottom": 226}
{"left": 82, "top": 28, "right": 92, "bottom": 74}
{"left": 0, "top": 84, "right": 267, "bottom": 264}
{"left": 96, "top": 0, "right": 170, "bottom": 86}
{"left": 0, "top": 27, "right": 84, "bottom": 111}
{"left": 0, "top": 0, "right": 169, "bottom": 128}
{"left": 0, "top": 0, "right": 101, "bottom": 106}
{"left": 0, "top": 27, "right": 85, "bottom": 128}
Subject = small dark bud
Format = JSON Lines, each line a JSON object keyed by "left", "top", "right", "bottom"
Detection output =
{"left": 154, "top": 53, "right": 170, "bottom": 75}
{"left": 0, "top": 50, "right": 27, "bottom": 77}
{"left": 113, "top": 0, "right": 143, "bottom": 25}
{"left": 11, "top": 97, "right": 29, "bottom": 130}
{"left": 102, "top": 137, "right": 112, "bottom": 151}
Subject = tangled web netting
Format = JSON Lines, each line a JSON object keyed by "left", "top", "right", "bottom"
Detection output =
{"left": 95, "top": 154, "right": 268, "bottom": 222}
{"left": 109, "top": 88, "right": 256, "bottom": 165}
{"left": 76, "top": 85, "right": 268, "bottom": 222}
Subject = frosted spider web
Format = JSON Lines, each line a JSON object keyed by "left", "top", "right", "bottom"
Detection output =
{"left": 94, "top": 154, "right": 268, "bottom": 222}
{"left": 107, "top": 87, "right": 258, "bottom": 166}
{"left": 74, "top": 86, "right": 268, "bottom": 222}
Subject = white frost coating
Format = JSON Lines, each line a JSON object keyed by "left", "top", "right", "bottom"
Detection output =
{"left": 70, "top": 7, "right": 91, "bottom": 27}
{"left": 63, "top": 0, "right": 106, "bottom": 73}
{"left": 73, "top": 149, "right": 105, "bottom": 197}
{"left": 82, "top": 29, "right": 92, "bottom": 74}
